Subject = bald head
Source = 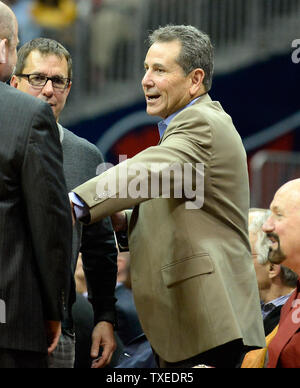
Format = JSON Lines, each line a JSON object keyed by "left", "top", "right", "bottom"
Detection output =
{"left": 275, "top": 179, "right": 300, "bottom": 206}
{"left": 263, "top": 179, "right": 300, "bottom": 276}
{"left": 0, "top": 1, "right": 18, "bottom": 81}
{"left": 0, "top": 1, "right": 15, "bottom": 43}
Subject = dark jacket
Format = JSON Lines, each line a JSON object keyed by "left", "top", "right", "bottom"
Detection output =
{"left": 61, "top": 127, "right": 118, "bottom": 326}
{"left": 0, "top": 82, "right": 72, "bottom": 353}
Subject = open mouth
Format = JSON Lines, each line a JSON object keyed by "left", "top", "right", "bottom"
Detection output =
{"left": 146, "top": 94, "right": 160, "bottom": 103}
{"left": 267, "top": 234, "right": 280, "bottom": 250}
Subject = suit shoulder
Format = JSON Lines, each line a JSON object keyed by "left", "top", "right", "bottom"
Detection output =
{"left": 184, "top": 97, "right": 226, "bottom": 121}
{"left": 174, "top": 97, "right": 235, "bottom": 136}
{"left": 0, "top": 82, "right": 48, "bottom": 114}
{"left": 62, "top": 127, "right": 104, "bottom": 162}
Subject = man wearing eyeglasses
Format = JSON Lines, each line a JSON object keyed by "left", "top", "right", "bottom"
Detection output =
{"left": 11, "top": 38, "right": 118, "bottom": 369}
{"left": 11, "top": 39, "right": 72, "bottom": 123}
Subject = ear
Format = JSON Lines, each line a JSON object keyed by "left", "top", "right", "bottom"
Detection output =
{"left": 65, "top": 80, "right": 72, "bottom": 97}
{"left": 189, "top": 68, "right": 205, "bottom": 96}
{"left": 0, "top": 39, "right": 7, "bottom": 64}
{"left": 10, "top": 74, "right": 18, "bottom": 88}
{"left": 268, "top": 263, "right": 281, "bottom": 279}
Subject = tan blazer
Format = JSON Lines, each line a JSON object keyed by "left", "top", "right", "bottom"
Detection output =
{"left": 74, "top": 94, "right": 266, "bottom": 362}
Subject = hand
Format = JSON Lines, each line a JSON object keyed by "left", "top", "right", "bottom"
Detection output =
{"left": 90, "top": 321, "right": 116, "bottom": 368}
{"left": 110, "top": 211, "right": 127, "bottom": 232}
{"left": 46, "top": 320, "right": 61, "bottom": 355}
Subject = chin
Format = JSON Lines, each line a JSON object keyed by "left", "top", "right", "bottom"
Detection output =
{"left": 147, "top": 109, "right": 159, "bottom": 118}
{"left": 269, "top": 249, "right": 286, "bottom": 264}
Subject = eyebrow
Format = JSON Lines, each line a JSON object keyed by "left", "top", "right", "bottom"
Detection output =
{"left": 144, "top": 62, "right": 165, "bottom": 68}
{"left": 270, "top": 205, "right": 283, "bottom": 214}
{"left": 30, "top": 72, "right": 67, "bottom": 78}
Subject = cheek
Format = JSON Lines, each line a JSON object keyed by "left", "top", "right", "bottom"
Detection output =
{"left": 273, "top": 222, "right": 286, "bottom": 240}
{"left": 55, "top": 96, "right": 68, "bottom": 115}
{"left": 274, "top": 223, "right": 291, "bottom": 253}
{"left": 57, "top": 96, "right": 67, "bottom": 108}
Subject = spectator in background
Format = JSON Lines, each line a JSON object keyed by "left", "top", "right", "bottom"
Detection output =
{"left": 11, "top": 37, "right": 118, "bottom": 368}
{"left": 249, "top": 208, "right": 298, "bottom": 336}
{"left": 31, "top": 0, "right": 77, "bottom": 29}
{"left": 74, "top": 251, "right": 156, "bottom": 368}
{"left": 262, "top": 179, "right": 300, "bottom": 368}
{"left": 71, "top": 25, "right": 266, "bottom": 368}
{"left": 115, "top": 252, "right": 143, "bottom": 345}
{"left": 90, "top": 0, "right": 140, "bottom": 82}
{"left": 114, "top": 251, "right": 157, "bottom": 368}
{"left": 7, "top": 0, "right": 42, "bottom": 46}
{"left": 0, "top": 2, "right": 72, "bottom": 368}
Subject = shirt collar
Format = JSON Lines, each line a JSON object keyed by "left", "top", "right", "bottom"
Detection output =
{"left": 261, "top": 291, "right": 295, "bottom": 312}
{"left": 157, "top": 97, "right": 201, "bottom": 139}
{"left": 270, "top": 292, "right": 295, "bottom": 308}
{"left": 57, "top": 122, "right": 64, "bottom": 144}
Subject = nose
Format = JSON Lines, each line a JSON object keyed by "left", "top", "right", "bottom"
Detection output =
{"left": 262, "top": 216, "right": 274, "bottom": 233}
{"left": 42, "top": 79, "right": 54, "bottom": 96}
{"left": 142, "top": 69, "right": 154, "bottom": 89}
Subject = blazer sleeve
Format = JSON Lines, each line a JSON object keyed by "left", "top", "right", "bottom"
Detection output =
{"left": 21, "top": 102, "right": 73, "bottom": 321}
{"left": 73, "top": 109, "right": 211, "bottom": 224}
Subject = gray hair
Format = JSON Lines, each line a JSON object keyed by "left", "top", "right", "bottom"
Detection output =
{"left": 249, "top": 208, "right": 271, "bottom": 265}
{"left": 15, "top": 38, "right": 73, "bottom": 79}
{"left": 148, "top": 25, "right": 214, "bottom": 92}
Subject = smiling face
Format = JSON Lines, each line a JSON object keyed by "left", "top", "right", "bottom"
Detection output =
{"left": 263, "top": 180, "right": 300, "bottom": 276}
{"left": 11, "top": 50, "right": 71, "bottom": 121}
{"left": 142, "top": 40, "right": 204, "bottom": 119}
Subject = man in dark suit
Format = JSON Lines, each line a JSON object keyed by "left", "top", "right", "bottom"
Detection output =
{"left": 11, "top": 37, "right": 118, "bottom": 368}
{"left": 0, "top": 2, "right": 72, "bottom": 368}
{"left": 262, "top": 179, "right": 300, "bottom": 368}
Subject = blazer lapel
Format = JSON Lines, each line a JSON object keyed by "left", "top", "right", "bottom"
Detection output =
{"left": 267, "top": 287, "right": 300, "bottom": 368}
{"left": 158, "top": 93, "right": 212, "bottom": 145}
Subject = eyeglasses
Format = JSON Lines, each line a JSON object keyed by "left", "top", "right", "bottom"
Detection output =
{"left": 16, "top": 73, "right": 71, "bottom": 90}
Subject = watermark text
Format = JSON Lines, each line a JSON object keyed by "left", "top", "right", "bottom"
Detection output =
{"left": 291, "top": 39, "right": 300, "bottom": 64}
{"left": 95, "top": 156, "right": 204, "bottom": 210}
{"left": 292, "top": 299, "right": 300, "bottom": 324}
{"left": 0, "top": 299, "right": 6, "bottom": 324}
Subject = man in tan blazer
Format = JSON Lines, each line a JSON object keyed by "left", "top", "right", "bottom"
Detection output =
{"left": 71, "top": 25, "right": 265, "bottom": 367}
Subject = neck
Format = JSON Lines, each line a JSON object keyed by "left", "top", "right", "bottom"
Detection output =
{"left": 260, "top": 282, "right": 294, "bottom": 304}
